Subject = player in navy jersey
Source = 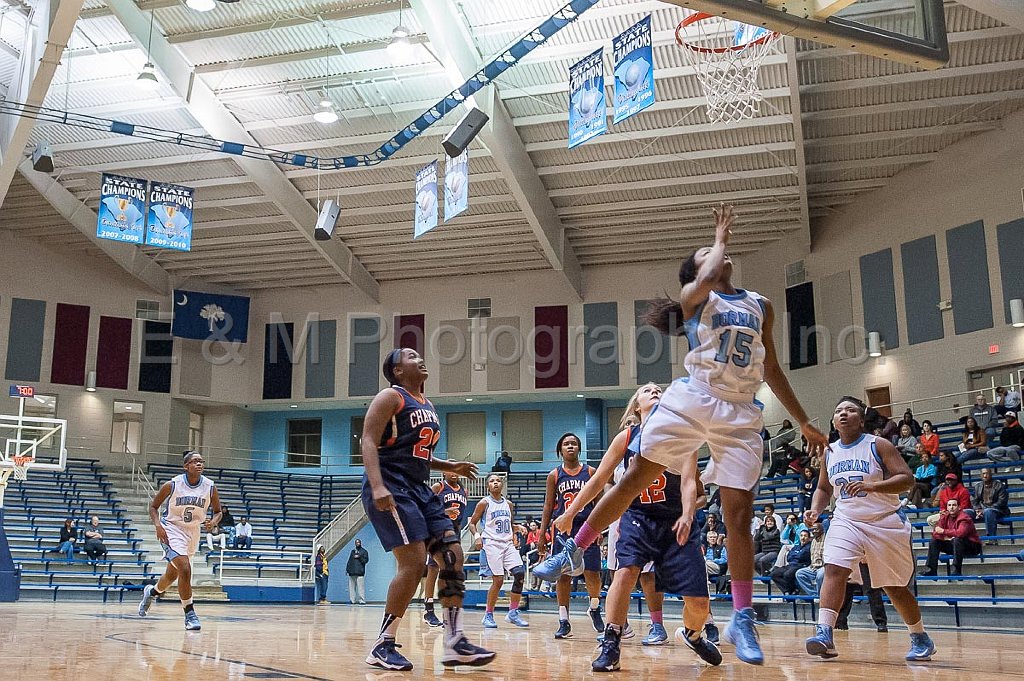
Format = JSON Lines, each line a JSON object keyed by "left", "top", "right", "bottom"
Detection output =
{"left": 538, "top": 432, "right": 604, "bottom": 639}
{"left": 555, "top": 384, "right": 720, "bottom": 670}
{"left": 422, "top": 471, "right": 468, "bottom": 627}
{"left": 361, "top": 348, "right": 495, "bottom": 671}
{"left": 536, "top": 204, "right": 828, "bottom": 665}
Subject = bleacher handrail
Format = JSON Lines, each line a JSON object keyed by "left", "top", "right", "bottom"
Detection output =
{"left": 217, "top": 549, "right": 312, "bottom": 588}
{"left": 313, "top": 496, "right": 367, "bottom": 562}
{"left": 867, "top": 379, "right": 1023, "bottom": 424}
{"left": 765, "top": 417, "right": 820, "bottom": 455}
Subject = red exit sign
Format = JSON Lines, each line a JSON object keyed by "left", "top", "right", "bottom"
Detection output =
{"left": 8, "top": 385, "right": 34, "bottom": 398}
{"left": 989, "top": 344, "right": 1000, "bottom": 354}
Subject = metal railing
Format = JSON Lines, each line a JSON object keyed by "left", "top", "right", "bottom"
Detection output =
{"left": 217, "top": 549, "right": 312, "bottom": 587}
{"left": 765, "top": 417, "right": 821, "bottom": 455}
{"left": 313, "top": 496, "right": 367, "bottom": 561}
{"left": 867, "top": 377, "right": 1024, "bottom": 425}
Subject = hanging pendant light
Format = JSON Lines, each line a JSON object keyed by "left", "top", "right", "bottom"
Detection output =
{"left": 312, "top": 60, "right": 338, "bottom": 124}
{"left": 388, "top": 2, "right": 413, "bottom": 61}
{"left": 137, "top": 11, "right": 160, "bottom": 90}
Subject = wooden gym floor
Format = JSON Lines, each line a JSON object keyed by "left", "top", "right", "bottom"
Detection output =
{"left": 2, "top": 601, "right": 1021, "bottom": 680}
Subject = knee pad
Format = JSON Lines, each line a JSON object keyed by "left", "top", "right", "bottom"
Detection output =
{"left": 511, "top": 570, "right": 525, "bottom": 595}
{"left": 426, "top": 531, "right": 459, "bottom": 557}
{"left": 438, "top": 568, "right": 466, "bottom": 599}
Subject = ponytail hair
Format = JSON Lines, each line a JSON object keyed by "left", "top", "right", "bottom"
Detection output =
{"left": 641, "top": 251, "right": 700, "bottom": 336}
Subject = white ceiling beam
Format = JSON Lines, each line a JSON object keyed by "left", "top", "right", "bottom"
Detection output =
{"left": 409, "top": 0, "right": 583, "bottom": 299}
{"left": 953, "top": 0, "right": 1024, "bottom": 32}
{"left": 18, "top": 160, "right": 172, "bottom": 293}
{"left": 536, "top": 142, "right": 796, "bottom": 176}
{"left": 548, "top": 167, "right": 797, "bottom": 198}
{"left": 563, "top": 202, "right": 803, "bottom": 230}
{"left": 193, "top": 36, "right": 430, "bottom": 75}
{"left": 784, "top": 37, "right": 811, "bottom": 250}
{"left": 559, "top": 187, "right": 801, "bottom": 216}
{"left": 798, "top": 26, "right": 1020, "bottom": 61}
{"left": 805, "top": 153, "right": 939, "bottom": 173}
{"left": 804, "top": 120, "right": 999, "bottom": 147}
{"left": 190, "top": 215, "right": 289, "bottom": 231}
{"left": 283, "top": 149, "right": 493, "bottom": 179}
{"left": 800, "top": 59, "right": 1024, "bottom": 95}
{"left": 105, "top": 0, "right": 380, "bottom": 303}
{"left": 808, "top": 178, "right": 887, "bottom": 192}
{"left": 801, "top": 88, "right": 1024, "bottom": 120}
{"left": 297, "top": 171, "right": 504, "bottom": 199}
{"left": 50, "top": 127, "right": 207, "bottom": 153}
{"left": 0, "top": 0, "right": 86, "bottom": 208}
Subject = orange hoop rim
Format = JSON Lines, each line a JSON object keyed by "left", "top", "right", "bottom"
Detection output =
{"left": 675, "top": 12, "right": 780, "bottom": 54}
{"left": 12, "top": 455, "right": 33, "bottom": 466}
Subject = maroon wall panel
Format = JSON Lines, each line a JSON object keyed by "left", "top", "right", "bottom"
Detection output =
{"left": 534, "top": 305, "right": 568, "bottom": 389}
{"left": 50, "top": 303, "right": 90, "bottom": 385}
{"left": 96, "top": 316, "right": 133, "bottom": 389}
{"left": 394, "top": 314, "right": 425, "bottom": 355}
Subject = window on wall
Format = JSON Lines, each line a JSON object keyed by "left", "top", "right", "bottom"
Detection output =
{"left": 501, "top": 410, "right": 543, "bottom": 462}
{"left": 135, "top": 299, "right": 161, "bottom": 321}
{"left": 287, "top": 419, "right": 322, "bottom": 467}
{"left": 111, "top": 401, "right": 145, "bottom": 455}
{"left": 467, "top": 298, "right": 491, "bottom": 318}
{"left": 351, "top": 416, "right": 364, "bottom": 466}
{"left": 188, "top": 412, "right": 204, "bottom": 452}
{"left": 447, "top": 412, "right": 487, "bottom": 463}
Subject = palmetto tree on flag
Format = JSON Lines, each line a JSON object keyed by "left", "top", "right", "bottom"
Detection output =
{"left": 200, "top": 304, "right": 226, "bottom": 333}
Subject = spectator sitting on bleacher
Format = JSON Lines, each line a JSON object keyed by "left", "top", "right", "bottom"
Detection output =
{"left": 907, "top": 450, "right": 937, "bottom": 509}
{"left": 928, "top": 474, "right": 973, "bottom": 527}
{"left": 702, "top": 512, "right": 724, "bottom": 546}
{"left": 986, "top": 411, "right": 1023, "bottom": 463}
{"left": 206, "top": 524, "right": 228, "bottom": 552}
{"left": 1002, "top": 386, "right": 1021, "bottom": 414}
{"left": 971, "top": 393, "right": 998, "bottom": 442}
{"left": 881, "top": 418, "right": 900, "bottom": 444}
{"left": 931, "top": 451, "right": 962, "bottom": 501}
{"left": 780, "top": 513, "right": 809, "bottom": 545}
{"left": 798, "top": 467, "right": 818, "bottom": 513}
{"left": 896, "top": 424, "right": 918, "bottom": 462}
{"left": 955, "top": 417, "right": 988, "bottom": 465}
{"left": 491, "top": 450, "right": 513, "bottom": 474}
{"left": 973, "top": 468, "right": 1010, "bottom": 545}
{"left": 753, "top": 516, "right": 782, "bottom": 575}
{"left": 56, "top": 517, "right": 77, "bottom": 563}
{"left": 921, "top": 498, "right": 982, "bottom": 576}
{"left": 751, "top": 503, "right": 784, "bottom": 536}
{"left": 219, "top": 504, "right": 236, "bottom": 534}
{"left": 771, "top": 528, "right": 812, "bottom": 594}
{"left": 234, "top": 517, "right": 253, "bottom": 550}
{"left": 795, "top": 523, "right": 825, "bottom": 597}
{"left": 900, "top": 410, "right": 923, "bottom": 438}
{"left": 704, "top": 531, "right": 728, "bottom": 580}
{"left": 919, "top": 420, "right": 939, "bottom": 457}
{"left": 83, "top": 515, "right": 107, "bottom": 561}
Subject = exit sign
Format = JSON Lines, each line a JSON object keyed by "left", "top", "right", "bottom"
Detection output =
{"left": 989, "top": 344, "right": 1000, "bottom": 354}
{"left": 9, "top": 385, "right": 34, "bottom": 398}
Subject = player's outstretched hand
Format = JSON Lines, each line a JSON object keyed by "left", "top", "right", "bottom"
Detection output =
{"left": 802, "top": 510, "right": 818, "bottom": 527}
{"left": 802, "top": 423, "right": 830, "bottom": 457}
{"left": 450, "top": 460, "right": 479, "bottom": 480}
{"left": 372, "top": 484, "right": 396, "bottom": 513}
{"left": 201, "top": 520, "right": 214, "bottom": 533}
{"left": 553, "top": 512, "right": 574, "bottom": 535}
{"left": 672, "top": 514, "right": 692, "bottom": 545}
{"left": 713, "top": 203, "right": 734, "bottom": 245}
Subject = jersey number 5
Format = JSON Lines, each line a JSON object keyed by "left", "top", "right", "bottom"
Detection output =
{"left": 638, "top": 475, "right": 667, "bottom": 504}
{"left": 183, "top": 508, "right": 193, "bottom": 523}
{"left": 714, "top": 329, "right": 754, "bottom": 368}
{"left": 413, "top": 427, "right": 439, "bottom": 460}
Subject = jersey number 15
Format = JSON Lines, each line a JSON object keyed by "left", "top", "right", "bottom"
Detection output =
{"left": 714, "top": 329, "right": 754, "bottom": 368}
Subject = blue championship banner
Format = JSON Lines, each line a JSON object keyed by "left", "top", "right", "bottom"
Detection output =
{"left": 146, "top": 181, "right": 194, "bottom": 251}
{"left": 97, "top": 173, "right": 147, "bottom": 244}
{"left": 568, "top": 47, "right": 607, "bottom": 149}
{"left": 613, "top": 16, "right": 655, "bottom": 124}
{"left": 444, "top": 149, "right": 469, "bottom": 223}
{"left": 414, "top": 160, "right": 439, "bottom": 238}
{"left": 171, "top": 290, "right": 250, "bottom": 343}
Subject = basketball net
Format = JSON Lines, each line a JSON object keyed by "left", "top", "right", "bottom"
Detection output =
{"left": 676, "top": 13, "right": 781, "bottom": 123}
{"left": 12, "top": 455, "right": 32, "bottom": 481}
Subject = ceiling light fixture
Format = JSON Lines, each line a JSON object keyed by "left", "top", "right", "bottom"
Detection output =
{"left": 312, "top": 58, "right": 338, "bottom": 124}
{"left": 185, "top": 0, "right": 216, "bottom": 11}
{"left": 387, "top": 3, "right": 413, "bottom": 61}
{"left": 137, "top": 11, "right": 160, "bottom": 90}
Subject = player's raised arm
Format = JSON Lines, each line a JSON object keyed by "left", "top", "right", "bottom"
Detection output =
{"left": 680, "top": 203, "right": 733, "bottom": 316}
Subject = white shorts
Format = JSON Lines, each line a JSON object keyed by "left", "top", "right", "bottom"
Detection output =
{"left": 161, "top": 522, "right": 199, "bottom": 561}
{"left": 481, "top": 540, "right": 523, "bottom": 577}
{"left": 606, "top": 519, "right": 653, "bottom": 573}
{"left": 822, "top": 513, "right": 914, "bottom": 588}
{"left": 640, "top": 378, "right": 764, "bottom": 491}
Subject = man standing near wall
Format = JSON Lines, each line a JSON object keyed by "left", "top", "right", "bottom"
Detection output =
{"left": 347, "top": 539, "right": 369, "bottom": 604}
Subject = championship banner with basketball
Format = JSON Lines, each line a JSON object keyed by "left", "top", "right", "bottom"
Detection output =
{"left": 96, "top": 173, "right": 147, "bottom": 244}
{"left": 145, "top": 181, "right": 194, "bottom": 251}
{"left": 568, "top": 48, "right": 607, "bottom": 149}
{"left": 444, "top": 149, "right": 469, "bottom": 223}
{"left": 612, "top": 16, "right": 655, "bottom": 124}
{"left": 414, "top": 160, "right": 439, "bottom": 238}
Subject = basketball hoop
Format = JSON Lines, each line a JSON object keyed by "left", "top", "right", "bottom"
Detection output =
{"left": 12, "top": 455, "right": 32, "bottom": 481}
{"left": 675, "top": 12, "right": 781, "bottom": 124}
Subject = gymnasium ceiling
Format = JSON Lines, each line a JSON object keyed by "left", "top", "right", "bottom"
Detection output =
{"left": 0, "top": 0, "right": 1022, "bottom": 300}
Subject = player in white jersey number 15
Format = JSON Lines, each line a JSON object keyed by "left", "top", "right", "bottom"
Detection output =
{"left": 804, "top": 397, "right": 935, "bottom": 662}
{"left": 138, "top": 450, "right": 222, "bottom": 631}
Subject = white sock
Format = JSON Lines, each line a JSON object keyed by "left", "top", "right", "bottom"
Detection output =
{"left": 818, "top": 608, "right": 838, "bottom": 628}
{"left": 559, "top": 605, "right": 568, "bottom": 620}
{"left": 443, "top": 606, "right": 464, "bottom": 642}
{"left": 907, "top": 619, "right": 925, "bottom": 634}
{"left": 589, "top": 597, "right": 600, "bottom": 610}
{"left": 705, "top": 612, "right": 715, "bottom": 625}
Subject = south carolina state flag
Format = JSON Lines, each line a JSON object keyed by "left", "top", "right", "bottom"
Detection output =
{"left": 171, "top": 290, "right": 250, "bottom": 343}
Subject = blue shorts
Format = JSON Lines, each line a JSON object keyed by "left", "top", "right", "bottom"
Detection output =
{"left": 615, "top": 509, "right": 707, "bottom": 598}
{"left": 362, "top": 477, "right": 455, "bottom": 552}
{"left": 554, "top": 516, "right": 601, "bottom": 573}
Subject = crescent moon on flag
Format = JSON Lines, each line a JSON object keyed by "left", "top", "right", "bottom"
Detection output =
{"left": 176, "top": 294, "right": 188, "bottom": 306}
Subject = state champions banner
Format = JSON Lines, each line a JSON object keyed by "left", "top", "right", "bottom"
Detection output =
{"left": 444, "top": 149, "right": 468, "bottom": 223}
{"left": 145, "top": 181, "right": 194, "bottom": 252}
{"left": 613, "top": 16, "right": 655, "bottom": 124}
{"left": 568, "top": 48, "right": 607, "bottom": 149}
{"left": 97, "top": 173, "right": 147, "bottom": 244}
{"left": 414, "top": 160, "right": 439, "bottom": 238}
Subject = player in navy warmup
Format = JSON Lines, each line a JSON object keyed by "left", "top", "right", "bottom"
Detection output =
{"left": 422, "top": 470, "right": 468, "bottom": 627}
{"left": 361, "top": 348, "right": 495, "bottom": 671}
{"left": 537, "top": 432, "right": 604, "bottom": 639}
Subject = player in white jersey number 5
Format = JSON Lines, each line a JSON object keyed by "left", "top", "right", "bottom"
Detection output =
{"left": 804, "top": 397, "right": 935, "bottom": 662}
{"left": 138, "top": 450, "right": 222, "bottom": 631}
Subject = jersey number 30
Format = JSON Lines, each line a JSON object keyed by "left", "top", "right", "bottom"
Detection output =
{"left": 714, "top": 329, "right": 754, "bottom": 368}
{"left": 413, "top": 427, "right": 440, "bottom": 460}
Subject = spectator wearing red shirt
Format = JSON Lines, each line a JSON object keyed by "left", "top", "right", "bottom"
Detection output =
{"left": 936, "top": 473, "right": 972, "bottom": 515}
{"left": 919, "top": 420, "right": 939, "bottom": 457}
{"left": 921, "top": 499, "right": 982, "bottom": 576}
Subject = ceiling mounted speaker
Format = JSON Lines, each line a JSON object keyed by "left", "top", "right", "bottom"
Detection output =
{"left": 442, "top": 107, "right": 489, "bottom": 158}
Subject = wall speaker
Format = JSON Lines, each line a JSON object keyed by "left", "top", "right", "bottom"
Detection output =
{"left": 314, "top": 199, "right": 340, "bottom": 241}
{"left": 31, "top": 142, "right": 54, "bottom": 173}
{"left": 442, "top": 107, "right": 489, "bottom": 158}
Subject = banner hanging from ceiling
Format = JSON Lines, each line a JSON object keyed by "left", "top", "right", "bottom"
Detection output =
{"left": 145, "top": 181, "right": 194, "bottom": 252}
{"left": 612, "top": 16, "right": 655, "bottom": 124}
{"left": 96, "top": 173, "right": 147, "bottom": 244}
{"left": 414, "top": 160, "right": 439, "bottom": 238}
{"left": 444, "top": 149, "right": 469, "bottom": 223}
{"left": 568, "top": 47, "right": 607, "bottom": 149}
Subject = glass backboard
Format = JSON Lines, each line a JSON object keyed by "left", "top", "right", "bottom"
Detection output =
{"left": 661, "top": 0, "right": 949, "bottom": 68}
